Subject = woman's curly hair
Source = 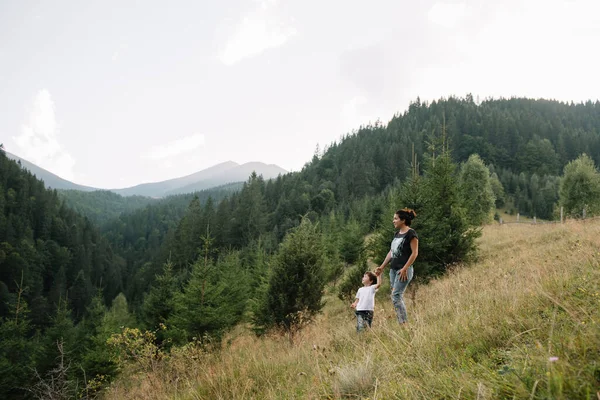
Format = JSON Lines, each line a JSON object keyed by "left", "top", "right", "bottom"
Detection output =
{"left": 396, "top": 208, "right": 417, "bottom": 226}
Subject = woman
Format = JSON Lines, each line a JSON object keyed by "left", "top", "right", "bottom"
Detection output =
{"left": 375, "top": 208, "right": 418, "bottom": 324}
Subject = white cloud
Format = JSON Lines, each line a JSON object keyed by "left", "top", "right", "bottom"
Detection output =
{"left": 428, "top": 1, "right": 472, "bottom": 29}
{"left": 412, "top": 0, "right": 600, "bottom": 105}
{"left": 111, "top": 44, "right": 127, "bottom": 62}
{"left": 341, "top": 95, "right": 385, "bottom": 133}
{"left": 218, "top": 0, "right": 296, "bottom": 66}
{"left": 143, "top": 133, "right": 206, "bottom": 160}
{"left": 12, "top": 89, "right": 77, "bottom": 180}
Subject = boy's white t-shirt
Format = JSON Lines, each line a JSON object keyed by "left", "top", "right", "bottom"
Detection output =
{"left": 355, "top": 285, "right": 378, "bottom": 311}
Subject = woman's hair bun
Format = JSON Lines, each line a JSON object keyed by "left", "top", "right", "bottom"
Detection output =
{"left": 397, "top": 207, "right": 417, "bottom": 220}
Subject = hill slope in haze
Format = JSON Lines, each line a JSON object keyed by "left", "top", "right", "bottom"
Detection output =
{"left": 112, "top": 161, "right": 286, "bottom": 197}
{"left": 4, "top": 151, "right": 287, "bottom": 197}
{"left": 111, "top": 161, "right": 240, "bottom": 197}
{"left": 59, "top": 181, "right": 244, "bottom": 225}
{"left": 5, "top": 151, "right": 97, "bottom": 191}
{"left": 163, "top": 162, "right": 287, "bottom": 195}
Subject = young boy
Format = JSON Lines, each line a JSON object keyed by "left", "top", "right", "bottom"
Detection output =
{"left": 350, "top": 271, "right": 382, "bottom": 332}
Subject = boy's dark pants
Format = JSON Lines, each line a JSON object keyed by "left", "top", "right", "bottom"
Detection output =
{"left": 355, "top": 310, "right": 374, "bottom": 332}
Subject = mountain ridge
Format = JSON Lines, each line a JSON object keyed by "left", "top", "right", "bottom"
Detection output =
{"left": 163, "top": 161, "right": 287, "bottom": 196}
{"left": 4, "top": 151, "right": 287, "bottom": 197}
{"left": 5, "top": 151, "right": 97, "bottom": 192}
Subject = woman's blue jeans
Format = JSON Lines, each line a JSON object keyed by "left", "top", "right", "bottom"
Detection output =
{"left": 389, "top": 266, "right": 413, "bottom": 324}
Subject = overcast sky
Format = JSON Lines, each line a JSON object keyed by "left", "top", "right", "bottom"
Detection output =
{"left": 1, "top": 0, "right": 599, "bottom": 189}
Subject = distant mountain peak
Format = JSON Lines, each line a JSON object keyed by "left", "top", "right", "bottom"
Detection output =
{"left": 162, "top": 162, "right": 288, "bottom": 196}
{"left": 4, "top": 152, "right": 286, "bottom": 197}
{"left": 113, "top": 161, "right": 286, "bottom": 197}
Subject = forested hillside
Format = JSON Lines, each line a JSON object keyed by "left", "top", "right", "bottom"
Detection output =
{"left": 97, "top": 96, "right": 600, "bottom": 336}
{"left": 57, "top": 181, "right": 243, "bottom": 226}
{"left": 57, "top": 190, "right": 157, "bottom": 224}
{"left": 1, "top": 96, "right": 599, "bottom": 399}
{"left": 300, "top": 96, "right": 599, "bottom": 218}
{"left": 100, "top": 96, "right": 600, "bottom": 293}
{"left": 0, "top": 147, "right": 126, "bottom": 398}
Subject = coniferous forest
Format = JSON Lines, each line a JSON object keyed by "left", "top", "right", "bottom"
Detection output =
{"left": 1, "top": 96, "right": 600, "bottom": 399}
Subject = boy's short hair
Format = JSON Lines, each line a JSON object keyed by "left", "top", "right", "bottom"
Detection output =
{"left": 365, "top": 271, "right": 377, "bottom": 284}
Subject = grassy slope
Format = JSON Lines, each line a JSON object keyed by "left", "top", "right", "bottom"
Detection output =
{"left": 496, "top": 207, "right": 540, "bottom": 223}
{"left": 104, "top": 220, "right": 600, "bottom": 399}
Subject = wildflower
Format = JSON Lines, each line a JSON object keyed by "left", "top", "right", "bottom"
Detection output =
{"left": 548, "top": 356, "right": 558, "bottom": 362}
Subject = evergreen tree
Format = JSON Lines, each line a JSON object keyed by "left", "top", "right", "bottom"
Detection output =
{"left": 459, "top": 154, "right": 496, "bottom": 225}
{"left": 339, "top": 218, "right": 364, "bottom": 265}
{"left": 37, "top": 299, "right": 78, "bottom": 377}
{"left": 79, "top": 292, "right": 114, "bottom": 383}
{"left": 319, "top": 210, "right": 344, "bottom": 285}
{"left": 101, "top": 293, "right": 136, "bottom": 333}
{"left": 240, "top": 238, "right": 270, "bottom": 295}
{"left": 0, "top": 289, "right": 39, "bottom": 399}
{"left": 418, "top": 151, "right": 480, "bottom": 274}
{"left": 168, "top": 251, "right": 248, "bottom": 344}
{"left": 68, "top": 270, "right": 90, "bottom": 322}
{"left": 559, "top": 153, "right": 600, "bottom": 217}
{"left": 233, "top": 172, "right": 268, "bottom": 247}
{"left": 142, "top": 260, "right": 177, "bottom": 338}
{"left": 252, "top": 218, "right": 326, "bottom": 335}
{"left": 539, "top": 176, "right": 560, "bottom": 220}
{"left": 172, "top": 196, "right": 204, "bottom": 271}
{"left": 489, "top": 172, "right": 505, "bottom": 208}
{"left": 80, "top": 292, "right": 136, "bottom": 386}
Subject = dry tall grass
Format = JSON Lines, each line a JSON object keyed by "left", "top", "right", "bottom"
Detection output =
{"left": 104, "top": 220, "right": 600, "bottom": 399}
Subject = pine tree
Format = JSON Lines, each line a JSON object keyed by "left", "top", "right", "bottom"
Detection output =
{"left": 142, "top": 260, "right": 176, "bottom": 338}
{"left": 37, "top": 299, "right": 78, "bottom": 377}
{"left": 489, "top": 172, "right": 505, "bottom": 208}
{"left": 459, "top": 154, "right": 496, "bottom": 225}
{"left": 559, "top": 153, "right": 600, "bottom": 217}
{"left": 68, "top": 269, "right": 91, "bottom": 322}
{"left": 252, "top": 218, "right": 326, "bottom": 336}
{"left": 79, "top": 292, "right": 114, "bottom": 383}
{"left": 172, "top": 196, "right": 204, "bottom": 271}
{"left": 319, "top": 210, "right": 344, "bottom": 285}
{"left": 234, "top": 172, "right": 268, "bottom": 247}
{"left": 418, "top": 151, "right": 480, "bottom": 275}
{"left": 241, "top": 238, "right": 269, "bottom": 295}
{"left": 168, "top": 251, "right": 248, "bottom": 345}
{"left": 0, "top": 283, "right": 39, "bottom": 399}
{"left": 101, "top": 293, "right": 136, "bottom": 333}
{"left": 339, "top": 218, "right": 364, "bottom": 265}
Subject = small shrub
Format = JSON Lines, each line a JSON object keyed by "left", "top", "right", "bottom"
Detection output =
{"left": 334, "top": 357, "right": 375, "bottom": 398}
